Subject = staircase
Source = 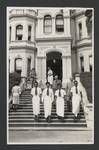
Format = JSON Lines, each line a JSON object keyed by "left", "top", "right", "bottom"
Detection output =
{"left": 9, "top": 89, "right": 87, "bottom": 130}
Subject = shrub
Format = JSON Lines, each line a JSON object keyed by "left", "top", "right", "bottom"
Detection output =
{"left": 9, "top": 72, "right": 21, "bottom": 95}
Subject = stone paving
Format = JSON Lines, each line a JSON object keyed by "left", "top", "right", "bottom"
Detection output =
{"left": 8, "top": 130, "right": 94, "bottom": 144}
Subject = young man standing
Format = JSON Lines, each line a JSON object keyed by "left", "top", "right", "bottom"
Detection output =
{"left": 31, "top": 81, "right": 42, "bottom": 122}
{"left": 55, "top": 83, "right": 66, "bottom": 122}
{"left": 47, "top": 67, "right": 53, "bottom": 87}
{"left": 70, "top": 80, "right": 82, "bottom": 121}
{"left": 42, "top": 82, "right": 54, "bottom": 123}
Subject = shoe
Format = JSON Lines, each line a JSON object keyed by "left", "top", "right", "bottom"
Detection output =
{"left": 48, "top": 116, "right": 51, "bottom": 123}
{"left": 61, "top": 117, "right": 65, "bottom": 122}
{"left": 34, "top": 115, "right": 39, "bottom": 122}
{"left": 74, "top": 115, "right": 78, "bottom": 122}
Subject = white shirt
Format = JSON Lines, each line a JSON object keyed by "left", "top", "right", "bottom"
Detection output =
{"left": 71, "top": 86, "right": 82, "bottom": 96}
{"left": 31, "top": 87, "right": 42, "bottom": 96}
{"left": 42, "top": 88, "right": 54, "bottom": 102}
{"left": 55, "top": 89, "right": 66, "bottom": 98}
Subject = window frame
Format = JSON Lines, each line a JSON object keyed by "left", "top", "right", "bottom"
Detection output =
{"left": 44, "top": 15, "right": 52, "bottom": 34}
{"left": 16, "top": 25, "right": 23, "bottom": 41}
{"left": 78, "top": 22, "right": 82, "bottom": 40}
{"left": 80, "top": 56, "right": 84, "bottom": 73}
{"left": 28, "top": 25, "right": 32, "bottom": 41}
{"left": 56, "top": 14, "right": 64, "bottom": 33}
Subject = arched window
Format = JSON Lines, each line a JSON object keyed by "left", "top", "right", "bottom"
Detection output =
{"left": 80, "top": 56, "right": 84, "bottom": 72}
{"left": 16, "top": 25, "right": 23, "bottom": 40}
{"left": 9, "top": 26, "right": 11, "bottom": 41}
{"left": 15, "top": 58, "right": 22, "bottom": 74}
{"left": 56, "top": 14, "right": 64, "bottom": 32}
{"left": 28, "top": 25, "right": 32, "bottom": 41}
{"left": 78, "top": 23, "right": 82, "bottom": 40}
{"left": 44, "top": 15, "right": 52, "bottom": 33}
{"left": 89, "top": 55, "right": 92, "bottom": 72}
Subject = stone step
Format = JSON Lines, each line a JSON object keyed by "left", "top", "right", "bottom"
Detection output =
{"left": 9, "top": 122, "right": 87, "bottom": 127}
{"left": 9, "top": 114, "right": 85, "bottom": 119}
{"left": 9, "top": 112, "right": 84, "bottom": 115}
{"left": 9, "top": 118, "right": 86, "bottom": 123}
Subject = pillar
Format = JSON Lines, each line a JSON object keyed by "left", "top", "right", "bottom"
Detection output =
{"left": 64, "top": 17, "right": 71, "bottom": 37}
{"left": 62, "top": 55, "right": 72, "bottom": 88}
{"left": 21, "top": 57, "right": 27, "bottom": 78}
{"left": 84, "top": 54, "right": 90, "bottom": 72}
{"left": 36, "top": 57, "right": 42, "bottom": 82}
{"left": 31, "top": 21, "right": 35, "bottom": 42}
{"left": 10, "top": 57, "right": 15, "bottom": 73}
{"left": 31, "top": 52, "right": 35, "bottom": 69}
{"left": 41, "top": 57, "right": 46, "bottom": 84}
{"left": 11, "top": 25, "right": 16, "bottom": 41}
{"left": 52, "top": 17, "right": 55, "bottom": 35}
{"left": 62, "top": 56, "right": 67, "bottom": 87}
{"left": 23, "top": 23, "right": 28, "bottom": 41}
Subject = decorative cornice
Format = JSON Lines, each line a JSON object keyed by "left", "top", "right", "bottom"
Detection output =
{"left": 9, "top": 14, "right": 37, "bottom": 20}
{"left": 9, "top": 45, "right": 37, "bottom": 50}
{"left": 36, "top": 37, "right": 72, "bottom": 42}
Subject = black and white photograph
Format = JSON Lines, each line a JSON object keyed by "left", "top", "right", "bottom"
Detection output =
{"left": 7, "top": 7, "right": 94, "bottom": 144}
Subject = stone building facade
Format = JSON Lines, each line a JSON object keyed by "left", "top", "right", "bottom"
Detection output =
{"left": 8, "top": 8, "right": 93, "bottom": 86}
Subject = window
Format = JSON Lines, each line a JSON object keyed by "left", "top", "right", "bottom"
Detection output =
{"left": 44, "top": 15, "right": 52, "bottom": 33}
{"left": 28, "top": 25, "right": 32, "bottom": 41}
{"left": 89, "top": 55, "right": 92, "bottom": 72}
{"left": 9, "top": 59, "right": 10, "bottom": 73}
{"left": 56, "top": 14, "right": 64, "bottom": 32}
{"left": 80, "top": 56, "right": 84, "bottom": 72}
{"left": 9, "top": 26, "right": 11, "bottom": 41}
{"left": 78, "top": 23, "right": 82, "bottom": 40}
{"left": 16, "top": 25, "right": 23, "bottom": 40}
{"left": 15, "top": 58, "right": 22, "bottom": 71}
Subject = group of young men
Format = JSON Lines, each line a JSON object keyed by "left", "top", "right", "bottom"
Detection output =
{"left": 11, "top": 67, "right": 83, "bottom": 123}
{"left": 31, "top": 79, "right": 83, "bottom": 123}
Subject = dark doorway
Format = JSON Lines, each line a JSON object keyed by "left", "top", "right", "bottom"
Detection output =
{"left": 46, "top": 52, "right": 62, "bottom": 80}
{"left": 27, "top": 58, "right": 31, "bottom": 77}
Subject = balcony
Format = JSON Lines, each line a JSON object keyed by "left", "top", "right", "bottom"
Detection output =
{"left": 9, "top": 40, "right": 36, "bottom": 50}
{"left": 9, "top": 9, "right": 37, "bottom": 19}
{"left": 76, "top": 37, "right": 92, "bottom": 48}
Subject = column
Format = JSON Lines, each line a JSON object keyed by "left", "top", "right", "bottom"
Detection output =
{"left": 23, "top": 23, "right": 28, "bottom": 41}
{"left": 41, "top": 57, "right": 46, "bottom": 84}
{"left": 10, "top": 58, "right": 15, "bottom": 73}
{"left": 52, "top": 17, "right": 55, "bottom": 35}
{"left": 36, "top": 57, "right": 42, "bottom": 82}
{"left": 62, "top": 56, "right": 68, "bottom": 88}
{"left": 82, "top": 17, "right": 88, "bottom": 38}
{"left": 31, "top": 52, "right": 35, "bottom": 69}
{"left": 31, "top": 21, "right": 35, "bottom": 42}
{"left": 11, "top": 25, "right": 16, "bottom": 41}
{"left": 62, "top": 55, "right": 72, "bottom": 88}
{"left": 66, "top": 56, "right": 72, "bottom": 78}
{"left": 64, "top": 17, "right": 71, "bottom": 37}
{"left": 84, "top": 54, "right": 90, "bottom": 72}
{"left": 21, "top": 57, "right": 27, "bottom": 78}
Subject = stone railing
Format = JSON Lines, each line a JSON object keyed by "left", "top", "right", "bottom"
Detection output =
{"left": 79, "top": 82, "right": 93, "bottom": 130}
{"left": 9, "top": 9, "right": 37, "bottom": 18}
{"left": 75, "top": 73, "right": 93, "bottom": 129}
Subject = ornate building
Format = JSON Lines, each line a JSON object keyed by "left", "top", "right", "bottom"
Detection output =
{"left": 8, "top": 8, "right": 93, "bottom": 87}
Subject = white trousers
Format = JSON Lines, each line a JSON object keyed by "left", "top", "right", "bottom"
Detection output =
{"left": 44, "top": 96, "right": 52, "bottom": 118}
{"left": 72, "top": 95, "right": 81, "bottom": 116}
{"left": 56, "top": 97, "right": 64, "bottom": 117}
{"left": 32, "top": 96, "right": 40, "bottom": 115}
{"left": 13, "top": 93, "right": 19, "bottom": 105}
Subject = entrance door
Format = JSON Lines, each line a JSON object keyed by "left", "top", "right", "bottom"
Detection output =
{"left": 46, "top": 52, "right": 62, "bottom": 80}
